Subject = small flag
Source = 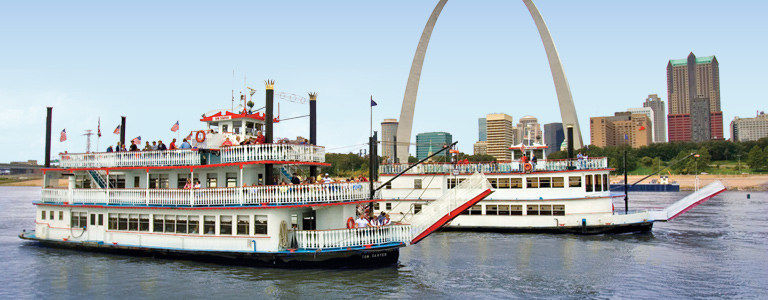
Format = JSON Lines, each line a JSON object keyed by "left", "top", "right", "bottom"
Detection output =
{"left": 113, "top": 125, "right": 121, "bottom": 135}
{"left": 639, "top": 125, "right": 646, "bottom": 131}
{"left": 171, "top": 121, "right": 179, "bottom": 132}
{"left": 370, "top": 95, "right": 377, "bottom": 107}
{"left": 97, "top": 117, "right": 102, "bottom": 137}
{"left": 132, "top": 136, "right": 141, "bottom": 145}
{"left": 60, "top": 129, "right": 67, "bottom": 142}
{"left": 185, "top": 131, "right": 193, "bottom": 141}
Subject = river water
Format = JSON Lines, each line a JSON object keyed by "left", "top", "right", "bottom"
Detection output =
{"left": 1, "top": 186, "right": 766, "bottom": 299}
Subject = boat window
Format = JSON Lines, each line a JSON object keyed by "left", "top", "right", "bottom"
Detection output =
{"left": 237, "top": 215, "right": 250, "bottom": 235}
{"left": 134, "top": 176, "right": 141, "bottom": 188}
{"left": 204, "top": 216, "right": 216, "bottom": 235}
{"left": 159, "top": 174, "right": 169, "bottom": 189}
{"left": 374, "top": 202, "right": 380, "bottom": 210}
{"left": 595, "top": 175, "right": 603, "bottom": 192}
{"left": 50, "top": 211, "right": 54, "bottom": 220}
{"left": 177, "top": 174, "right": 189, "bottom": 189}
{"left": 385, "top": 182, "right": 392, "bottom": 189}
{"left": 414, "top": 204, "right": 423, "bottom": 214}
{"left": 488, "top": 178, "right": 498, "bottom": 189}
{"left": 165, "top": 215, "right": 176, "bottom": 233}
{"left": 109, "top": 175, "right": 126, "bottom": 189}
{"left": 414, "top": 179, "right": 422, "bottom": 189}
{"left": 227, "top": 172, "right": 238, "bottom": 188}
{"left": 153, "top": 215, "right": 164, "bottom": 232}
{"left": 118, "top": 213, "right": 129, "bottom": 230}
{"left": 527, "top": 177, "right": 539, "bottom": 189}
{"left": 447, "top": 178, "right": 466, "bottom": 189}
{"left": 139, "top": 214, "right": 150, "bottom": 231}
{"left": 149, "top": 174, "right": 159, "bottom": 189}
{"left": 59, "top": 211, "right": 63, "bottom": 221}
{"left": 510, "top": 178, "right": 523, "bottom": 189}
{"left": 41, "top": 210, "right": 46, "bottom": 220}
{"left": 220, "top": 215, "right": 233, "bottom": 235}
{"left": 485, "top": 205, "right": 498, "bottom": 215}
{"left": 553, "top": 205, "right": 565, "bottom": 216}
{"left": 207, "top": 174, "right": 218, "bottom": 188}
{"left": 585, "top": 175, "right": 593, "bottom": 192}
{"left": 552, "top": 177, "right": 564, "bottom": 188}
{"left": 540, "top": 177, "right": 551, "bottom": 188}
{"left": 98, "top": 214, "right": 104, "bottom": 226}
{"left": 540, "top": 205, "right": 552, "bottom": 216}
{"left": 511, "top": 205, "right": 523, "bottom": 215}
{"left": 109, "top": 214, "right": 118, "bottom": 230}
{"left": 498, "top": 178, "right": 510, "bottom": 189}
{"left": 603, "top": 174, "right": 609, "bottom": 191}
{"left": 90, "top": 213, "right": 95, "bottom": 225}
{"left": 254, "top": 215, "right": 268, "bottom": 235}
{"left": 222, "top": 124, "right": 229, "bottom": 133}
{"left": 127, "top": 214, "right": 138, "bottom": 231}
{"left": 526, "top": 205, "right": 539, "bottom": 216}
{"left": 569, "top": 176, "right": 581, "bottom": 188}
{"left": 468, "top": 205, "right": 482, "bottom": 215}
{"left": 498, "top": 205, "right": 511, "bottom": 215}
{"left": 385, "top": 203, "right": 392, "bottom": 210}
{"left": 176, "top": 215, "right": 188, "bottom": 233}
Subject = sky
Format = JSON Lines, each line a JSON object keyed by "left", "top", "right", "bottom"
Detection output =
{"left": 1, "top": 0, "right": 766, "bottom": 163}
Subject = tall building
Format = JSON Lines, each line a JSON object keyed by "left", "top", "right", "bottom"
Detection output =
{"left": 415, "top": 132, "right": 452, "bottom": 160}
{"left": 478, "top": 118, "right": 487, "bottom": 142}
{"left": 517, "top": 116, "right": 541, "bottom": 145}
{"left": 473, "top": 141, "right": 488, "bottom": 155}
{"left": 380, "top": 119, "right": 399, "bottom": 163}
{"left": 486, "top": 113, "right": 515, "bottom": 161}
{"left": 543, "top": 122, "right": 564, "bottom": 156}
{"left": 643, "top": 94, "right": 666, "bottom": 143}
{"left": 731, "top": 112, "right": 768, "bottom": 142}
{"left": 627, "top": 107, "right": 655, "bottom": 141}
{"left": 590, "top": 112, "right": 653, "bottom": 148}
{"left": 667, "top": 52, "right": 722, "bottom": 141}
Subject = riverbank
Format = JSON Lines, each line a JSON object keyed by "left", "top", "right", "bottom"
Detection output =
{"left": 611, "top": 174, "right": 768, "bottom": 191}
{"left": 0, "top": 178, "right": 66, "bottom": 187}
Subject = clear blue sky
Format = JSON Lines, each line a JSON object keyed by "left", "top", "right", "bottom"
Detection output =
{"left": 1, "top": 0, "right": 766, "bottom": 163}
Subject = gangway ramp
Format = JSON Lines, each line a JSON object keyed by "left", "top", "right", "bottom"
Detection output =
{"left": 405, "top": 173, "right": 493, "bottom": 244}
{"left": 648, "top": 180, "right": 726, "bottom": 221}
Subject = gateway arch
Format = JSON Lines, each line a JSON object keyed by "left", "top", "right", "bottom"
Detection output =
{"left": 395, "top": 0, "right": 583, "bottom": 161}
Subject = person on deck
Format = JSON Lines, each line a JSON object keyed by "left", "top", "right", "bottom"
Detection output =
{"left": 169, "top": 138, "right": 177, "bottom": 150}
{"left": 355, "top": 214, "right": 369, "bottom": 228}
{"left": 233, "top": 136, "right": 241, "bottom": 146}
{"left": 129, "top": 143, "right": 139, "bottom": 151}
{"left": 151, "top": 141, "right": 158, "bottom": 151}
{"left": 183, "top": 178, "right": 192, "bottom": 189}
{"left": 530, "top": 154, "right": 537, "bottom": 172}
{"left": 323, "top": 173, "right": 332, "bottom": 183}
{"left": 291, "top": 173, "right": 301, "bottom": 185}
{"left": 106, "top": 145, "right": 114, "bottom": 152}
{"left": 143, "top": 141, "right": 152, "bottom": 151}
{"left": 255, "top": 131, "right": 266, "bottom": 144}
{"left": 221, "top": 137, "right": 233, "bottom": 147}
{"left": 157, "top": 140, "right": 168, "bottom": 151}
{"left": 577, "top": 152, "right": 583, "bottom": 170}
{"left": 381, "top": 214, "right": 392, "bottom": 226}
{"left": 180, "top": 139, "right": 192, "bottom": 149}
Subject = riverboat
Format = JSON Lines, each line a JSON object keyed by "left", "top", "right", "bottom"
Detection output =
{"left": 379, "top": 142, "right": 726, "bottom": 234}
{"left": 19, "top": 86, "right": 493, "bottom": 268}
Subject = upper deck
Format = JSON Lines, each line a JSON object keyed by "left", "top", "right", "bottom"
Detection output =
{"left": 379, "top": 157, "right": 608, "bottom": 175}
{"left": 59, "top": 144, "right": 325, "bottom": 169}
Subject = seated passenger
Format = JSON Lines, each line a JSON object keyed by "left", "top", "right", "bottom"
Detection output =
{"left": 255, "top": 131, "right": 266, "bottom": 144}
{"left": 221, "top": 137, "right": 233, "bottom": 147}
{"left": 206, "top": 227, "right": 214, "bottom": 234}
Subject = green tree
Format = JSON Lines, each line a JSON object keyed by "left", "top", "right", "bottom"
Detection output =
{"left": 651, "top": 157, "right": 663, "bottom": 174}
{"left": 746, "top": 145, "right": 765, "bottom": 170}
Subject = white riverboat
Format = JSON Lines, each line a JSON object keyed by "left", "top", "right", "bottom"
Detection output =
{"left": 20, "top": 90, "right": 493, "bottom": 268}
{"left": 379, "top": 144, "right": 726, "bottom": 234}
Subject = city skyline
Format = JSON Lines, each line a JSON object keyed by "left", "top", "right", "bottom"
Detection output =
{"left": 2, "top": 0, "right": 766, "bottom": 163}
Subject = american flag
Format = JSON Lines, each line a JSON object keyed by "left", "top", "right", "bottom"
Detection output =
{"left": 132, "top": 136, "right": 141, "bottom": 145}
{"left": 171, "top": 121, "right": 179, "bottom": 132}
{"left": 60, "top": 129, "right": 67, "bottom": 142}
{"left": 97, "top": 117, "right": 101, "bottom": 137}
{"left": 113, "top": 125, "right": 120, "bottom": 134}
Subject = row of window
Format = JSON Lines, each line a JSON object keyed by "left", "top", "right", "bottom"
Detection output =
{"left": 75, "top": 172, "right": 241, "bottom": 189}
{"left": 107, "top": 214, "right": 268, "bottom": 236}
{"left": 41, "top": 210, "right": 64, "bottom": 221}
{"left": 461, "top": 204, "right": 566, "bottom": 216}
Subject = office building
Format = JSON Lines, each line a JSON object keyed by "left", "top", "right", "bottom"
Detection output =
{"left": 667, "top": 52, "right": 723, "bottom": 141}
{"left": 643, "top": 94, "right": 666, "bottom": 142}
{"left": 486, "top": 113, "right": 515, "bottom": 161}
{"left": 381, "top": 119, "right": 399, "bottom": 163}
{"left": 543, "top": 123, "right": 564, "bottom": 156}
{"left": 590, "top": 112, "right": 652, "bottom": 148}
{"left": 415, "top": 132, "right": 452, "bottom": 160}
{"left": 478, "top": 118, "right": 487, "bottom": 142}
{"left": 731, "top": 112, "right": 768, "bottom": 142}
{"left": 473, "top": 141, "right": 488, "bottom": 155}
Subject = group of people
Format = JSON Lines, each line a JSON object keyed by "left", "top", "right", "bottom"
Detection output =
{"left": 576, "top": 152, "right": 589, "bottom": 169}
{"left": 182, "top": 178, "right": 202, "bottom": 189}
{"left": 519, "top": 152, "right": 538, "bottom": 173}
{"left": 221, "top": 131, "right": 266, "bottom": 147}
{"left": 355, "top": 211, "right": 392, "bottom": 228}
{"left": 105, "top": 138, "right": 193, "bottom": 152}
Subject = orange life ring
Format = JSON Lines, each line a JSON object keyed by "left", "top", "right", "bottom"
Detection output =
{"left": 523, "top": 163, "right": 532, "bottom": 172}
{"left": 346, "top": 217, "right": 355, "bottom": 229}
{"left": 195, "top": 130, "right": 206, "bottom": 143}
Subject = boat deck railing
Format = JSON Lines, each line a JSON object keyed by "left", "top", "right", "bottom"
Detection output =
{"left": 378, "top": 157, "right": 608, "bottom": 175}
{"left": 41, "top": 182, "right": 380, "bottom": 207}
{"left": 292, "top": 225, "right": 411, "bottom": 249}
{"left": 58, "top": 144, "right": 325, "bottom": 168}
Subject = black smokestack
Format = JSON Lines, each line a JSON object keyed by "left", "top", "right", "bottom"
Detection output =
{"left": 265, "top": 80, "right": 274, "bottom": 184}
{"left": 45, "top": 107, "right": 52, "bottom": 168}
{"left": 120, "top": 116, "right": 126, "bottom": 147}
{"left": 309, "top": 92, "right": 317, "bottom": 178}
{"left": 567, "top": 125, "right": 574, "bottom": 170}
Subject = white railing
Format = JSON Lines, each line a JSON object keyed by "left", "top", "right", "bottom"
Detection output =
{"left": 379, "top": 157, "right": 609, "bottom": 174}
{"left": 292, "top": 225, "right": 412, "bottom": 249}
{"left": 39, "top": 182, "right": 379, "bottom": 207}
{"left": 60, "top": 149, "right": 201, "bottom": 168}
{"left": 403, "top": 172, "right": 491, "bottom": 241}
{"left": 220, "top": 144, "right": 325, "bottom": 163}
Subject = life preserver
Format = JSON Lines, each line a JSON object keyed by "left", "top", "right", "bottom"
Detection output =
{"left": 346, "top": 217, "right": 355, "bottom": 229}
{"left": 523, "top": 163, "right": 532, "bottom": 172}
{"left": 195, "top": 130, "right": 206, "bottom": 143}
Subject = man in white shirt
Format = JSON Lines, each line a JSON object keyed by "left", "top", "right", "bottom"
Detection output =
{"left": 355, "top": 215, "right": 369, "bottom": 228}
{"left": 323, "top": 173, "right": 332, "bottom": 183}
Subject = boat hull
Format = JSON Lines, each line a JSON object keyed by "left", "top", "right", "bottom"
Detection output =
{"left": 445, "top": 221, "right": 654, "bottom": 234}
{"left": 19, "top": 232, "right": 400, "bottom": 268}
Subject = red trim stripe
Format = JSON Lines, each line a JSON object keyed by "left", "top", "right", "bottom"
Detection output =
{"left": 410, "top": 189, "right": 493, "bottom": 245}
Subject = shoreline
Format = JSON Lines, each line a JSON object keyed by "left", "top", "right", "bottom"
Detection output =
{"left": 4, "top": 175, "right": 767, "bottom": 191}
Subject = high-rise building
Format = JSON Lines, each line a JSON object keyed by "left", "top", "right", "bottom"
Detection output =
{"left": 627, "top": 107, "right": 654, "bottom": 142}
{"left": 731, "top": 112, "right": 768, "bottom": 142}
{"left": 473, "top": 141, "right": 488, "bottom": 155}
{"left": 667, "top": 52, "right": 722, "bottom": 141}
{"left": 380, "top": 119, "right": 399, "bottom": 163}
{"left": 486, "top": 113, "right": 515, "bottom": 161}
{"left": 415, "top": 132, "right": 452, "bottom": 160}
{"left": 478, "top": 118, "right": 487, "bottom": 142}
{"left": 590, "top": 112, "right": 652, "bottom": 148}
{"left": 543, "top": 123, "right": 564, "bottom": 156}
{"left": 643, "top": 94, "right": 666, "bottom": 143}
{"left": 517, "top": 116, "right": 541, "bottom": 145}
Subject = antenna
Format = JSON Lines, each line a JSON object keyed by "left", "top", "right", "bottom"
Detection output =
{"left": 231, "top": 70, "right": 235, "bottom": 112}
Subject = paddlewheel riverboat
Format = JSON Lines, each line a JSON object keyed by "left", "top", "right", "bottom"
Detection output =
{"left": 20, "top": 84, "right": 493, "bottom": 267}
{"left": 379, "top": 141, "right": 727, "bottom": 234}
